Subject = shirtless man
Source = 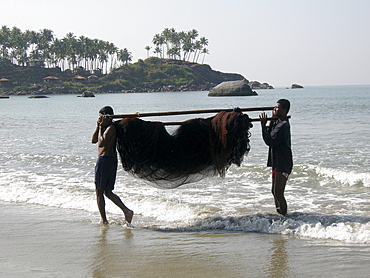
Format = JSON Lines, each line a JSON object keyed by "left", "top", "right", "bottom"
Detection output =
{"left": 92, "top": 106, "right": 133, "bottom": 224}
{"left": 259, "top": 99, "right": 293, "bottom": 216}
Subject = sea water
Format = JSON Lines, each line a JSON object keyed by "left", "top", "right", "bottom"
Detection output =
{"left": 0, "top": 86, "right": 369, "bottom": 244}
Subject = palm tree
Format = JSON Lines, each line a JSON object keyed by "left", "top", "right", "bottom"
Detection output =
{"left": 50, "top": 38, "right": 67, "bottom": 70}
{"left": 182, "top": 38, "right": 194, "bottom": 61}
{"left": 9, "top": 27, "right": 23, "bottom": 64}
{"left": 98, "top": 49, "right": 108, "bottom": 73}
{"left": 107, "top": 42, "right": 118, "bottom": 71}
{"left": 152, "top": 33, "right": 165, "bottom": 58}
{"left": 199, "top": 37, "right": 208, "bottom": 49}
{"left": 37, "top": 28, "right": 54, "bottom": 67}
{"left": 64, "top": 32, "right": 79, "bottom": 70}
{"left": 0, "top": 26, "right": 11, "bottom": 59}
{"left": 117, "top": 48, "right": 132, "bottom": 66}
{"left": 78, "top": 35, "right": 89, "bottom": 69}
{"left": 150, "top": 28, "right": 208, "bottom": 62}
{"left": 153, "top": 46, "right": 162, "bottom": 58}
{"left": 0, "top": 25, "right": 132, "bottom": 73}
{"left": 161, "top": 28, "right": 172, "bottom": 57}
{"left": 25, "top": 29, "right": 38, "bottom": 54}
{"left": 145, "top": 46, "right": 151, "bottom": 58}
{"left": 89, "top": 38, "right": 100, "bottom": 71}
{"left": 193, "top": 40, "right": 202, "bottom": 63}
{"left": 201, "top": 48, "right": 209, "bottom": 64}
{"left": 168, "top": 46, "right": 181, "bottom": 60}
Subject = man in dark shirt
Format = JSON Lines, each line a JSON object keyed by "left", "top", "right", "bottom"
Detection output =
{"left": 260, "top": 99, "right": 292, "bottom": 216}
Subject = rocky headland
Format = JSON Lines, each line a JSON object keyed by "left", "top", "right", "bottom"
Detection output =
{"left": 0, "top": 57, "right": 274, "bottom": 95}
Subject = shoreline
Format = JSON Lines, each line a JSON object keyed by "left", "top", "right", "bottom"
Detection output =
{"left": 0, "top": 85, "right": 211, "bottom": 96}
{"left": 1, "top": 201, "right": 369, "bottom": 278}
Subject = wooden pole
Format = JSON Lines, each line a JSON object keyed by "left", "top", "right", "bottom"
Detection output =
{"left": 159, "top": 116, "right": 290, "bottom": 125}
{"left": 110, "top": 106, "right": 275, "bottom": 119}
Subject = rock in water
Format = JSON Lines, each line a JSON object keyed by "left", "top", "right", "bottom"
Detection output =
{"left": 28, "top": 95, "right": 49, "bottom": 99}
{"left": 208, "top": 79, "right": 257, "bottom": 96}
{"left": 291, "top": 83, "right": 304, "bottom": 89}
{"left": 81, "top": 91, "right": 95, "bottom": 97}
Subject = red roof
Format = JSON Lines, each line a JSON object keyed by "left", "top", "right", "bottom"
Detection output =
{"left": 73, "top": 75, "right": 86, "bottom": 80}
{"left": 43, "top": 76, "right": 59, "bottom": 80}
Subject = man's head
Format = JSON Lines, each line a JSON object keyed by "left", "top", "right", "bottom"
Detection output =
{"left": 99, "top": 106, "right": 114, "bottom": 115}
{"left": 273, "top": 99, "right": 290, "bottom": 118}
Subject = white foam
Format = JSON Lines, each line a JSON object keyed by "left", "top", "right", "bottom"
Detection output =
{"left": 189, "top": 213, "right": 370, "bottom": 244}
{"left": 315, "top": 166, "right": 370, "bottom": 187}
{"left": 289, "top": 221, "right": 370, "bottom": 244}
{"left": 1, "top": 158, "right": 369, "bottom": 244}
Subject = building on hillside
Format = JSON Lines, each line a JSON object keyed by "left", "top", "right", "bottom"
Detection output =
{"left": 0, "top": 78, "right": 10, "bottom": 86}
{"left": 43, "top": 76, "right": 60, "bottom": 84}
{"left": 73, "top": 75, "right": 86, "bottom": 82}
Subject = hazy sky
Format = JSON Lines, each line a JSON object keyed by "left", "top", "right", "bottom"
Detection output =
{"left": 1, "top": 0, "right": 369, "bottom": 86}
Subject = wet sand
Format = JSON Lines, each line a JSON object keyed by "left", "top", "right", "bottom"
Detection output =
{"left": 1, "top": 202, "right": 369, "bottom": 278}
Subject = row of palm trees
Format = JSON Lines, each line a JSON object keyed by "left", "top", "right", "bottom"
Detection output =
{"left": 147, "top": 28, "right": 209, "bottom": 63}
{"left": 0, "top": 25, "right": 132, "bottom": 73}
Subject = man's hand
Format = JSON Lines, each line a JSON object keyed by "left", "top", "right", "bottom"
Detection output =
{"left": 98, "top": 115, "right": 111, "bottom": 128}
{"left": 259, "top": 112, "right": 268, "bottom": 126}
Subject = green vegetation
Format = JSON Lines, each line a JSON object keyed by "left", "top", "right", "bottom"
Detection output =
{"left": 101, "top": 57, "right": 197, "bottom": 90}
{"left": 0, "top": 57, "right": 225, "bottom": 94}
{"left": 0, "top": 26, "right": 249, "bottom": 95}
{"left": 149, "top": 28, "right": 209, "bottom": 63}
{"left": 0, "top": 26, "right": 209, "bottom": 76}
{"left": 0, "top": 25, "right": 132, "bottom": 74}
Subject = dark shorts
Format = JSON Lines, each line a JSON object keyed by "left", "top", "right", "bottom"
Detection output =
{"left": 272, "top": 170, "right": 289, "bottom": 179}
{"left": 95, "top": 156, "right": 117, "bottom": 190}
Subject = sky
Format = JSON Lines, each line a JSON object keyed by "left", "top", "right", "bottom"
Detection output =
{"left": 1, "top": 0, "right": 369, "bottom": 87}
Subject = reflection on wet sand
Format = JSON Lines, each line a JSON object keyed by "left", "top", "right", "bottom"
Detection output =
{"left": 266, "top": 236, "right": 295, "bottom": 278}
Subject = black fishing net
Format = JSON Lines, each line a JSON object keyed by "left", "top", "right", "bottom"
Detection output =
{"left": 115, "top": 111, "right": 253, "bottom": 188}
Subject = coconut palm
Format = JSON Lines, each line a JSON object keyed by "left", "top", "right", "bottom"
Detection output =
{"left": 182, "top": 38, "right": 194, "bottom": 61}
{"left": 153, "top": 46, "right": 162, "bottom": 58}
{"left": 107, "top": 42, "right": 118, "bottom": 71}
{"left": 117, "top": 48, "right": 132, "bottom": 66}
{"left": 150, "top": 28, "right": 208, "bottom": 62}
{"left": 201, "top": 48, "right": 209, "bottom": 64}
{"left": 37, "top": 28, "right": 54, "bottom": 67}
{"left": 145, "top": 46, "right": 151, "bottom": 58}
{"left": 0, "top": 26, "right": 11, "bottom": 59}
{"left": 193, "top": 40, "right": 202, "bottom": 63}
{"left": 152, "top": 33, "right": 165, "bottom": 58}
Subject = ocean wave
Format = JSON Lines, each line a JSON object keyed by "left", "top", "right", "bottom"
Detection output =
{"left": 315, "top": 166, "right": 370, "bottom": 187}
{"left": 149, "top": 213, "right": 370, "bottom": 244}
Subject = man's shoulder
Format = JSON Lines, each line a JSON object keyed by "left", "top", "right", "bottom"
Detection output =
{"left": 276, "top": 121, "right": 287, "bottom": 128}
{"left": 106, "top": 123, "right": 117, "bottom": 132}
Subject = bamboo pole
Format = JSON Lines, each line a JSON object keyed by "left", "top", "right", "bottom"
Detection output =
{"left": 110, "top": 106, "right": 275, "bottom": 119}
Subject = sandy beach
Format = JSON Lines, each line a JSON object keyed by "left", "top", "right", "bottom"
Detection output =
{"left": 1, "top": 201, "right": 369, "bottom": 278}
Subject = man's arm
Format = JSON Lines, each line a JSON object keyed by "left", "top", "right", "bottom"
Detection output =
{"left": 92, "top": 116, "right": 103, "bottom": 144}
{"left": 261, "top": 121, "right": 288, "bottom": 147}
{"left": 92, "top": 126, "right": 99, "bottom": 144}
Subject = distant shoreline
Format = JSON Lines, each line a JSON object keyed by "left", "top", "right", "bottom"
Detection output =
{"left": 0, "top": 84, "right": 212, "bottom": 96}
{"left": 0, "top": 57, "right": 276, "bottom": 96}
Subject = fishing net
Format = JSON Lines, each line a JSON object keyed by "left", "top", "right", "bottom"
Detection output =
{"left": 115, "top": 110, "right": 253, "bottom": 188}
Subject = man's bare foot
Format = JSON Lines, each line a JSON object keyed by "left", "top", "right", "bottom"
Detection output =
{"left": 124, "top": 210, "right": 134, "bottom": 224}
